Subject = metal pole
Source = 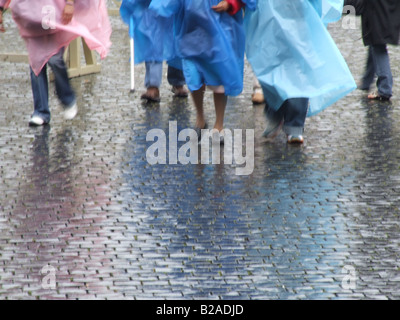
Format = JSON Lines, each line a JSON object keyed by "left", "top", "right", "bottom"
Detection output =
{"left": 130, "top": 17, "right": 135, "bottom": 93}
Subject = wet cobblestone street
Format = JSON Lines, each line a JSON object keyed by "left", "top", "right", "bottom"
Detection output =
{"left": 2, "top": 13, "right": 400, "bottom": 299}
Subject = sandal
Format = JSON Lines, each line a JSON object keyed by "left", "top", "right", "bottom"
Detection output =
{"left": 367, "top": 92, "right": 390, "bottom": 101}
{"left": 172, "top": 85, "right": 189, "bottom": 98}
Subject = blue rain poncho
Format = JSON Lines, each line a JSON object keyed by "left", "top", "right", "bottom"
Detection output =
{"left": 149, "top": 0, "right": 257, "bottom": 96}
{"left": 244, "top": 0, "right": 356, "bottom": 116}
{"left": 120, "top": 0, "right": 177, "bottom": 64}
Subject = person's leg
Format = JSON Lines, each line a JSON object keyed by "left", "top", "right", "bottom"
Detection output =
{"left": 47, "top": 48, "right": 76, "bottom": 108}
{"left": 281, "top": 98, "right": 309, "bottom": 143}
{"left": 360, "top": 46, "right": 375, "bottom": 91}
{"left": 213, "top": 92, "right": 227, "bottom": 132}
{"left": 167, "top": 65, "right": 188, "bottom": 97}
{"left": 191, "top": 85, "right": 207, "bottom": 130}
{"left": 369, "top": 44, "right": 393, "bottom": 99}
{"left": 142, "top": 61, "right": 162, "bottom": 101}
{"left": 29, "top": 64, "right": 51, "bottom": 125}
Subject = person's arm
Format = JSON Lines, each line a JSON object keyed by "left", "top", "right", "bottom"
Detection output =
{"left": 212, "top": 0, "right": 244, "bottom": 15}
{"left": 62, "top": 0, "right": 75, "bottom": 25}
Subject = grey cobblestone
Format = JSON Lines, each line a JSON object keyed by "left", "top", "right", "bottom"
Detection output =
{"left": 1, "top": 14, "right": 400, "bottom": 300}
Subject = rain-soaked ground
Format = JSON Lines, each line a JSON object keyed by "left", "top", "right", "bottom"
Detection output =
{"left": 1, "top": 12, "right": 400, "bottom": 300}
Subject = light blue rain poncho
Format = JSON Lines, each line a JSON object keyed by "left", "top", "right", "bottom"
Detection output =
{"left": 120, "top": 0, "right": 177, "bottom": 65}
{"left": 149, "top": 0, "right": 257, "bottom": 96}
{"left": 244, "top": 0, "right": 356, "bottom": 116}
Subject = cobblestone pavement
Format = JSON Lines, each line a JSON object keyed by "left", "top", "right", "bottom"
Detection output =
{"left": 1, "top": 13, "right": 400, "bottom": 300}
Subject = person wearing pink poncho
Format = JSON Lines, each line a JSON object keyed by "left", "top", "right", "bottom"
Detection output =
{"left": 0, "top": 0, "right": 111, "bottom": 126}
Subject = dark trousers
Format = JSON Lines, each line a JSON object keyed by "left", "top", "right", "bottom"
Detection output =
{"left": 265, "top": 98, "right": 309, "bottom": 136}
{"left": 361, "top": 45, "right": 393, "bottom": 98}
{"left": 30, "top": 48, "right": 76, "bottom": 123}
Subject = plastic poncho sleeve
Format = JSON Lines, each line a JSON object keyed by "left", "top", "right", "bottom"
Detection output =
{"left": 0, "top": 0, "right": 10, "bottom": 8}
{"left": 309, "top": 0, "right": 344, "bottom": 24}
{"left": 321, "top": 0, "right": 344, "bottom": 24}
{"left": 148, "top": 0, "right": 181, "bottom": 18}
{"left": 120, "top": 0, "right": 178, "bottom": 64}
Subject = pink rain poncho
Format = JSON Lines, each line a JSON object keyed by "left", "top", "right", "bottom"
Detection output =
{"left": 0, "top": 0, "right": 112, "bottom": 75}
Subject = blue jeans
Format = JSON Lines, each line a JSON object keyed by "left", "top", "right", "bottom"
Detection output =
{"left": 361, "top": 45, "right": 393, "bottom": 98}
{"left": 265, "top": 98, "right": 309, "bottom": 136}
{"left": 30, "top": 48, "right": 76, "bottom": 123}
{"left": 145, "top": 61, "right": 185, "bottom": 88}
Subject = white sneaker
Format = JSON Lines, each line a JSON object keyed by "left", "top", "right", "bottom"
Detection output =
{"left": 28, "top": 116, "right": 45, "bottom": 126}
{"left": 64, "top": 102, "right": 78, "bottom": 120}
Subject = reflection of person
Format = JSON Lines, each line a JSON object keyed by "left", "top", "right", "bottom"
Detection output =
{"left": 245, "top": 0, "right": 356, "bottom": 144}
{"left": 345, "top": 0, "right": 400, "bottom": 101}
{"left": 150, "top": 0, "right": 256, "bottom": 139}
{"left": 120, "top": 0, "right": 188, "bottom": 103}
{"left": 0, "top": 0, "right": 111, "bottom": 126}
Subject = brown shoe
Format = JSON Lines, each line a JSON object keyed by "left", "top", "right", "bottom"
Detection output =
{"left": 172, "top": 85, "right": 189, "bottom": 98}
{"left": 141, "top": 87, "right": 160, "bottom": 102}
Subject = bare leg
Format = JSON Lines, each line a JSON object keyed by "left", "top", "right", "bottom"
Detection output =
{"left": 213, "top": 92, "right": 227, "bottom": 132}
{"left": 191, "top": 85, "right": 206, "bottom": 129}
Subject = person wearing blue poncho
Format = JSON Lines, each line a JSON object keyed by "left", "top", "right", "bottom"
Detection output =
{"left": 120, "top": 0, "right": 188, "bottom": 102}
{"left": 244, "top": 0, "right": 356, "bottom": 144}
{"left": 150, "top": 0, "right": 257, "bottom": 136}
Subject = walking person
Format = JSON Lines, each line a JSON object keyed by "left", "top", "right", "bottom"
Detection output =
{"left": 244, "top": 0, "right": 356, "bottom": 144}
{"left": 0, "top": 0, "right": 112, "bottom": 126}
{"left": 120, "top": 0, "right": 188, "bottom": 103}
{"left": 345, "top": 0, "right": 400, "bottom": 101}
{"left": 150, "top": 0, "right": 256, "bottom": 139}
